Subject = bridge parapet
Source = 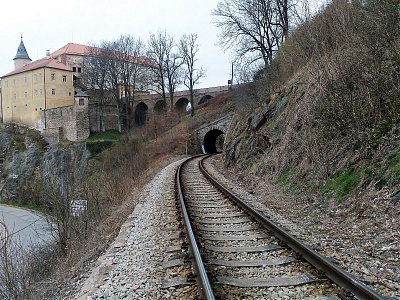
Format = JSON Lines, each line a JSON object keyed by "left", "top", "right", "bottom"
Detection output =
{"left": 135, "top": 84, "right": 232, "bottom": 108}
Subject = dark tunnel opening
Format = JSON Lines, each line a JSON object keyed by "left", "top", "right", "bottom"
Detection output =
{"left": 203, "top": 129, "right": 225, "bottom": 153}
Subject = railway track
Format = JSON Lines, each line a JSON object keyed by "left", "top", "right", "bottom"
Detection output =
{"left": 175, "top": 155, "right": 384, "bottom": 299}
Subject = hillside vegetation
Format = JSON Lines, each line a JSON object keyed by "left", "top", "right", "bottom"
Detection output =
{"left": 225, "top": 0, "right": 400, "bottom": 201}
{"left": 15, "top": 94, "right": 232, "bottom": 298}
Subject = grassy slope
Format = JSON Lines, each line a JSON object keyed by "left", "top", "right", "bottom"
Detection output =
{"left": 223, "top": 1, "right": 400, "bottom": 203}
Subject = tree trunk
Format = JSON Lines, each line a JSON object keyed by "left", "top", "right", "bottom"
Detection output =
{"left": 190, "top": 87, "right": 195, "bottom": 116}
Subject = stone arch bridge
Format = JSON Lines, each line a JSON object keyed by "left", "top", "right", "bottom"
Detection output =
{"left": 196, "top": 114, "right": 234, "bottom": 153}
{"left": 133, "top": 85, "right": 231, "bottom": 126}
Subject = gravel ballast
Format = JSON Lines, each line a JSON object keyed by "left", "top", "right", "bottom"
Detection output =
{"left": 75, "top": 158, "right": 194, "bottom": 299}
{"left": 71, "top": 154, "right": 398, "bottom": 299}
{"left": 206, "top": 155, "right": 400, "bottom": 299}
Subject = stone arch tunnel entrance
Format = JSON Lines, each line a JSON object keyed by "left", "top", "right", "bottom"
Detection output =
{"left": 196, "top": 114, "right": 234, "bottom": 154}
{"left": 203, "top": 129, "right": 225, "bottom": 153}
{"left": 135, "top": 102, "right": 148, "bottom": 126}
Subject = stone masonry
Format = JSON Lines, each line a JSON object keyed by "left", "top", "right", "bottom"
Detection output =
{"left": 41, "top": 97, "right": 89, "bottom": 143}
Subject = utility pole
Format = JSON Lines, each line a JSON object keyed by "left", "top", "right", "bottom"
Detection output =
{"left": 228, "top": 62, "right": 234, "bottom": 89}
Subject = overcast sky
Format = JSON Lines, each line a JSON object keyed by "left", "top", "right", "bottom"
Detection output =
{"left": 0, "top": 0, "right": 327, "bottom": 89}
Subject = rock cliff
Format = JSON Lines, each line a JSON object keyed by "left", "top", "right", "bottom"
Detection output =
{"left": 0, "top": 124, "right": 88, "bottom": 203}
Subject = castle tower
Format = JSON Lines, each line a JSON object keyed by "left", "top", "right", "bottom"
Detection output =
{"left": 13, "top": 35, "right": 31, "bottom": 70}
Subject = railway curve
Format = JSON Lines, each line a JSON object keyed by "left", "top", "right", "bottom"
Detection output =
{"left": 176, "top": 155, "right": 384, "bottom": 299}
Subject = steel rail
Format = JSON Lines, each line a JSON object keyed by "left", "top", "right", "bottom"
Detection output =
{"left": 176, "top": 156, "right": 216, "bottom": 300}
{"left": 199, "top": 156, "right": 384, "bottom": 300}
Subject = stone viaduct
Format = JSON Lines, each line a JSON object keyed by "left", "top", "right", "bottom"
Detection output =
{"left": 133, "top": 85, "right": 231, "bottom": 126}
{"left": 196, "top": 114, "right": 234, "bottom": 153}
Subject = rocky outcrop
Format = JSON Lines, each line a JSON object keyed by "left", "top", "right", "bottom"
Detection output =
{"left": 0, "top": 124, "right": 88, "bottom": 203}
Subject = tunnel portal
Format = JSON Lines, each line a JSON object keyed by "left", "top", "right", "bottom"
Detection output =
{"left": 203, "top": 129, "right": 225, "bottom": 153}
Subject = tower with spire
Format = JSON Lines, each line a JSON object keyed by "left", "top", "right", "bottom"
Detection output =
{"left": 13, "top": 35, "right": 31, "bottom": 70}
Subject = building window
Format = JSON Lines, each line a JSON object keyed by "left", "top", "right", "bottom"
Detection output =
{"left": 13, "top": 93, "right": 16, "bottom": 100}
{"left": 51, "top": 89, "right": 56, "bottom": 95}
{"left": 34, "top": 74, "right": 37, "bottom": 82}
{"left": 72, "top": 67, "right": 77, "bottom": 72}
{"left": 24, "top": 92, "right": 27, "bottom": 98}
{"left": 13, "top": 79, "right": 16, "bottom": 86}
{"left": 34, "top": 90, "right": 38, "bottom": 96}
{"left": 24, "top": 77, "right": 27, "bottom": 83}
{"left": 40, "top": 89, "right": 43, "bottom": 96}
{"left": 77, "top": 67, "right": 82, "bottom": 73}
{"left": 79, "top": 98, "right": 85, "bottom": 106}
{"left": 62, "top": 75, "right": 67, "bottom": 82}
{"left": 5, "top": 81, "right": 8, "bottom": 87}
{"left": 68, "top": 92, "right": 71, "bottom": 96}
{"left": 51, "top": 73, "right": 55, "bottom": 80}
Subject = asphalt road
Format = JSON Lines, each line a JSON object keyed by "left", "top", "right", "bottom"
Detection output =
{"left": 0, "top": 205, "right": 54, "bottom": 251}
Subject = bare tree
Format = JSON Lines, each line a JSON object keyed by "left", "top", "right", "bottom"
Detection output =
{"left": 179, "top": 33, "right": 206, "bottom": 116}
{"left": 0, "top": 221, "right": 38, "bottom": 299}
{"left": 102, "top": 40, "right": 124, "bottom": 131}
{"left": 83, "top": 40, "right": 124, "bottom": 132}
{"left": 0, "top": 221, "right": 25, "bottom": 299}
{"left": 147, "top": 31, "right": 169, "bottom": 107}
{"left": 213, "top": 0, "right": 279, "bottom": 68}
{"left": 41, "top": 145, "right": 88, "bottom": 256}
{"left": 164, "top": 35, "right": 184, "bottom": 112}
{"left": 114, "top": 35, "right": 148, "bottom": 129}
{"left": 213, "top": 0, "right": 300, "bottom": 74}
{"left": 84, "top": 36, "right": 149, "bottom": 131}
{"left": 276, "top": 0, "right": 289, "bottom": 41}
{"left": 83, "top": 44, "right": 110, "bottom": 131}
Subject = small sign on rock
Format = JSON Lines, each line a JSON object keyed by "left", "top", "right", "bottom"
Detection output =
{"left": 71, "top": 199, "right": 87, "bottom": 217}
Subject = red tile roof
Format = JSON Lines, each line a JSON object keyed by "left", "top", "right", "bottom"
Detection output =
{"left": 2, "top": 57, "right": 71, "bottom": 78}
{"left": 2, "top": 42, "right": 155, "bottom": 78}
{"left": 52, "top": 43, "right": 152, "bottom": 65}
{"left": 51, "top": 43, "right": 95, "bottom": 57}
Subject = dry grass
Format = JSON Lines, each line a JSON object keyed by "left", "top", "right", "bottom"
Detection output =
{"left": 24, "top": 109, "right": 201, "bottom": 298}
{"left": 225, "top": 0, "right": 400, "bottom": 195}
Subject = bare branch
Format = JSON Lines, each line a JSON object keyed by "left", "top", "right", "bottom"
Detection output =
{"left": 179, "top": 33, "right": 206, "bottom": 116}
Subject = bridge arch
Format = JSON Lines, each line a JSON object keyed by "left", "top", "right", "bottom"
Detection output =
{"left": 135, "top": 102, "right": 148, "bottom": 126}
{"left": 175, "top": 97, "right": 189, "bottom": 112}
{"left": 198, "top": 95, "right": 213, "bottom": 105}
{"left": 154, "top": 100, "right": 167, "bottom": 114}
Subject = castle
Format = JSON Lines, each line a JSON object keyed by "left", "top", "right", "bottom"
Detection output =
{"left": 0, "top": 38, "right": 117, "bottom": 142}
{"left": 0, "top": 38, "right": 225, "bottom": 142}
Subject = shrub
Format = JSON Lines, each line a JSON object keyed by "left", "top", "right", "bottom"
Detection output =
{"left": 274, "top": 166, "right": 296, "bottom": 186}
{"left": 388, "top": 152, "right": 400, "bottom": 180}
{"left": 322, "top": 170, "right": 361, "bottom": 200}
